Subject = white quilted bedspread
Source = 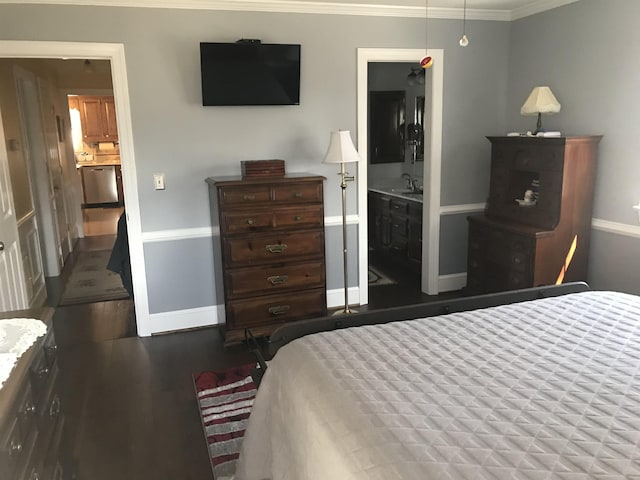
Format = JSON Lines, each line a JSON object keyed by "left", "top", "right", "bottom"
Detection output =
{"left": 236, "top": 291, "right": 640, "bottom": 479}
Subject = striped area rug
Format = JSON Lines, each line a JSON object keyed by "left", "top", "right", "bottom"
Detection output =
{"left": 194, "top": 364, "right": 257, "bottom": 480}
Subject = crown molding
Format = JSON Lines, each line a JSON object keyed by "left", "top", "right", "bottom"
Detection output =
{"left": 0, "top": 0, "right": 575, "bottom": 21}
{"left": 510, "top": 0, "right": 580, "bottom": 20}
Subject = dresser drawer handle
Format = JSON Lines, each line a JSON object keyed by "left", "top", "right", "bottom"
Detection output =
{"left": 24, "top": 403, "right": 36, "bottom": 415}
{"left": 267, "top": 275, "right": 289, "bottom": 286}
{"left": 243, "top": 194, "right": 256, "bottom": 201}
{"left": 246, "top": 218, "right": 255, "bottom": 225}
{"left": 293, "top": 215, "right": 302, "bottom": 221}
{"left": 10, "top": 440, "right": 22, "bottom": 455}
{"left": 293, "top": 192, "right": 303, "bottom": 198}
{"left": 49, "top": 395, "right": 61, "bottom": 417}
{"left": 268, "top": 305, "right": 290, "bottom": 316}
{"left": 38, "top": 367, "right": 49, "bottom": 377}
{"left": 266, "top": 244, "right": 287, "bottom": 254}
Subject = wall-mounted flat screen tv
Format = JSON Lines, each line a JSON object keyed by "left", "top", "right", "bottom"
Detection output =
{"left": 200, "top": 42, "right": 301, "bottom": 106}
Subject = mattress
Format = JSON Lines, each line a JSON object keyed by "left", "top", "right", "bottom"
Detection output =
{"left": 235, "top": 291, "right": 640, "bottom": 479}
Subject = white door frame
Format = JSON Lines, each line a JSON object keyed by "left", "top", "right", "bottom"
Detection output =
{"left": 0, "top": 41, "right": 151, "bottom": 336}
{"left": 356, "top": 48, "right": 443, "bottom": 300}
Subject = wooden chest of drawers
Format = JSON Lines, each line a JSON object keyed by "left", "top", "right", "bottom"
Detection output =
{"left": 206, "top": 173, "right": 327, "bottom": 345}
{"left": 0, "top": 309, "right": 68, "bottom": 480}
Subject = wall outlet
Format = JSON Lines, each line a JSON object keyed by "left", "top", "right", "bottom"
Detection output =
{"left": 153, "top": 173, "right": 165, "bottom": 190}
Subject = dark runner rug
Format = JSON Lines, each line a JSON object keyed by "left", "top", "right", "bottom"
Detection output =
{"left": 59, "top": 250, "right": 129, "bottom": 306}
{"left": 194, "top": 364, "right": 258, "bottom": 480}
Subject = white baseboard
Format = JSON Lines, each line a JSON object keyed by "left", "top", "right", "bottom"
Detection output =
{"left": 438, "top": 272, "right": 467, "bottom": 292}
{"left": 147, "top": 304, "right": 224, "bottom": 335}
{"left": 145, "top": 278, "right": 472, "bottom": 335}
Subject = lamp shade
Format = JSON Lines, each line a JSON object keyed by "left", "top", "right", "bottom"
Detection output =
{"left": 520, "top": 86, "right": 561, "bottom": 116}
{"left": 323, "top": 130, "right": 361, "bottom": 164}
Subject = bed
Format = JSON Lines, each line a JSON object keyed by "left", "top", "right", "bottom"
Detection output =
{"left": 235, "top": 285, "right": 640, "bottom": 479}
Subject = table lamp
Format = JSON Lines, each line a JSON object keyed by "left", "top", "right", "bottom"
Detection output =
{"left": 520, "top": 86, "right": 561, "bottom": 135}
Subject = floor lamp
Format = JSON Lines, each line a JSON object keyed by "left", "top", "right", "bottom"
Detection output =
{"left": 323, "top": 130, "right": 361, "bottom": 314}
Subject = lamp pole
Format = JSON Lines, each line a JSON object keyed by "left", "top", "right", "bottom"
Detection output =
{"left": 339, "top": 162, "right": 355, "bottom": 314}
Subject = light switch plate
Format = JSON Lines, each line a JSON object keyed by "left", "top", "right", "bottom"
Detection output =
{"left": 153, "top": 173, "right": 165, "bottom": 190}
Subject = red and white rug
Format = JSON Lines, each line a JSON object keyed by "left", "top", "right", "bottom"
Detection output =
{"left": 194, "top": 364, "right": 258, "bottom": 480}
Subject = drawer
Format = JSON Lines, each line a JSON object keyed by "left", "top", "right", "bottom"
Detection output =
{"left": 35, "top": 365, "right": 61, "bottom": 443}
{"left": 221, "top": 205, "right": 323, "bottom": 235}
{"left": 494, "top": 144, "right": 564, "bottom": 172}
{"left": 221, "top": 211, "right": 273, "bottom": 234}
{"left": 225, "top": 261, "right": 325, "bottom": 299}
{"left": 389, "top": 199, "right": 409, "bottom": 215}
{"left": 0, "top": 417, "right": 38, "bottom": 480}
{"left": 272, "top": 182, "right": 322, "bottom": 203}
{"left": 42, "top": 331, "right": 58, "bottom": 368}
{"left": 273, "top": 205, "right": 323, "bottom": 230}
{"left": 224, "top": 230, "right": 324, "bottom": 266}
{"left": 28, "top": 349, "right": 53, "bottom": 405}
{"left": 227, "top": 288, "right": 327, "bottom": 330}
{"left": 219, "top": 185, "right": 271, "bottom": 205}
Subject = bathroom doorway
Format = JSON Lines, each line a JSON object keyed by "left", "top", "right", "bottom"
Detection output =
{"left": 356, "top": 48, "right": 444, "bottom": 306}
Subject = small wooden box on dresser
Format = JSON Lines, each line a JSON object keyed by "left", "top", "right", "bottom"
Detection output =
{"left": 466, "top": 135, "right": 601, "bottom": 295}
{"left": 0, "top": 308, "right": 68, "bottom": 480}
{"left": 206, "top": 173, "right": 327, "bottom": 346}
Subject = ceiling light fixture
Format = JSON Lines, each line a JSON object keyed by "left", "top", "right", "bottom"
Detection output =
{"left": 83, "top": 59, "right": 95, "bottom": 74}
{"left": 459, "top": 0, "right": 469, "bottom": 47}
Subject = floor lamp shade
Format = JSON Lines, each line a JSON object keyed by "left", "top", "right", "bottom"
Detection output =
{"left": 323, "top": 130, "right": 360, "bottom": 314}
{"left": 323, "top": 130, "right": 361, "bottom": 165}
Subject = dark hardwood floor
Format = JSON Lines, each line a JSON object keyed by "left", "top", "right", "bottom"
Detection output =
{"left": 46, "top": 233, "right": 460, "bottom": 479}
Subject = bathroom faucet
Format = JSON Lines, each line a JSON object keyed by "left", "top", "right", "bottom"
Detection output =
{"left": 401, "top": 173, "right": 419, "bottom": 191}
{"left": 401, "top": 173, "right": 413, "bottom": 189}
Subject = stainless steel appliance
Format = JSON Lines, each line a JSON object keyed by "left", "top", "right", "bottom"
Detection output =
{"left": 82, "top": 165, "right": 118, "bottom": 204}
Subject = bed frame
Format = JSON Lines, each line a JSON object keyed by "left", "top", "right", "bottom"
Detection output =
{"left": 275, "top": 282, "right": 589, "bottom": 353}
{"left": 246, "top": 282, "right": 590, "bottom": 384}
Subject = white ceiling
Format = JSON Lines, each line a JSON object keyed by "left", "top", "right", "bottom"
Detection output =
{"left": 0, "top": 0, "right": 580, "bottom": 20}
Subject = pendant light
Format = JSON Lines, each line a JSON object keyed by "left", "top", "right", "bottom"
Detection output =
{"left": 420, "top": 0, "right": 433, "bottom": 69}
{"left": 459, "top": 0, "right": 469, "bottom": 47}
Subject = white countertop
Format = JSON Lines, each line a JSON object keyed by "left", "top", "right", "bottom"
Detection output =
{"left": 368, "top": 186, "right": 424, "bottom": 203}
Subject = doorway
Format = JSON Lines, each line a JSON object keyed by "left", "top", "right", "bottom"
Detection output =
{"left": 356, "top": 48, "right": 444, "bottom": 306}
{"left": 0, "top": 40, "right": 150, "bottom": 336}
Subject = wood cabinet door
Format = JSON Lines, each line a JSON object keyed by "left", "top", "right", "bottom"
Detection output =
{"left": 79, "top": 97, "right": 104, "bottom": 141}
{"left": 102, "top": 97, "right": 118, "bottom": 140}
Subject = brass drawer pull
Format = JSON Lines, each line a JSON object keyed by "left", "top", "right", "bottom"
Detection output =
{"left": 293, "top": 215, "right": 302, "bottom": 221}
{"left": 243, "top": 194, "right": 256, "bottom": 201}
{"left": 268, "top": 305, "right": 290, "bottom": 316}
{"left": 267, "top": 275, "right": 289, "bottom": 285}
{"left": 10, "top": 440, "right": 22, "bottom": 455}
{"left": 293, "top": 192, "right": 303, "bottom": 198}
{"left": 49, "top": 395, "right": 61, "bottom": 417}
{"left": 266, "top": 244, "right": 287, "bottom": 254}
{"left": 246, "top": 218, "right": 255, "bottom": 225}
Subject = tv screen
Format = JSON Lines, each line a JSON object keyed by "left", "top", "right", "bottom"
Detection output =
{"left": 200, "top": 42, "right": 301, "bottom": 106}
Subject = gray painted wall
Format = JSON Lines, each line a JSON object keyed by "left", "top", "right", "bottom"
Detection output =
{"left": 506, "top": 0, "right": 640, "bottom": 294}
{"left": 0, "top": 4, "right": 509, "bottom": 313}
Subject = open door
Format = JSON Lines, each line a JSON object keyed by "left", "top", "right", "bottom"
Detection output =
{"left": 0, "top": 107, "right": 28, "bottom": 311}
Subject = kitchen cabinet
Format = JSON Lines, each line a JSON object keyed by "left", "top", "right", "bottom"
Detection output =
{"left": 77, "top": 95, "right": 118, "bottom": 143}
{"left": 465, "top": 136, "right": 601, "bottom": 295}
{"left": 206, "top": 173, "right": 327, "bottom": 346}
